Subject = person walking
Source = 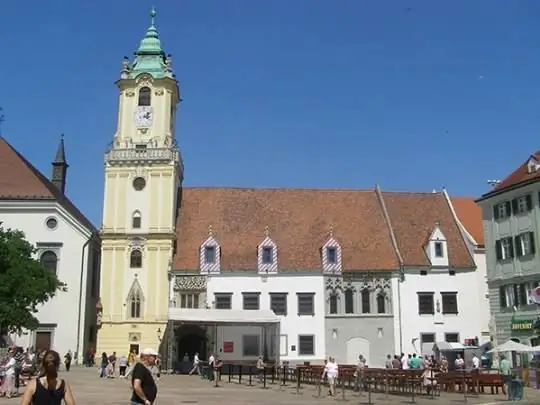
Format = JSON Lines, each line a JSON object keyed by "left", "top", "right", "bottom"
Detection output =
{"left": 131, "top": 348, "right": 159, "bottom": 405}
{"left": 20, "top": 350, "right": 76, "bottom": 405}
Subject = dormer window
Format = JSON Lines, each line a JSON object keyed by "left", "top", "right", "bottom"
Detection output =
{"left": 262, "top": 246, "right": 274, "bottom": 264}
{"left": 204, "top": 246, "right": 216, "bottom": 264}
{"left": 327, "top": 247, "right": 337, "bottom": 264}
{"left": 434, "top": 242, "right": 444, "bottom": 258}
{"left": 200, "top": 225, "right": 221, "bottom": 274}
{"left": 322, "top": 228, "right": 342, "bottom": 274}
{"left": 258, "top": 227, "right": 278, "bottom": 274}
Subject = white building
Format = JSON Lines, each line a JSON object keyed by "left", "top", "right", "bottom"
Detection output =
{"left": 380, "top": 191, "right": 485, "bottom": 356}
{"left": 0, "top": 137, "right": 100, "bottom": 360}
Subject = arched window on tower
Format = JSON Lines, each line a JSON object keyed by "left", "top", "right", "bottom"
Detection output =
{"left": 377, "top": 292, "right": 386, "bottom": 314}
{"left": 344, "top": 289, "right": 355, "bottom": 314}
{"left": 130, "top": 250, "right": 142, "bottom": 268}
{"left": 138, "top": 87, "right": 151, "bottom": 106}
{"left": 329, "top": 293, "right": 338, "bottom": 314}
{"left": 40, "top": 251, "right": 58, "bottom": 273}
{"left": 132, "top": 211, "right": 141, "bottom": 229}
{"left": 127, "top": 281, "right": 143, "bottom": 319}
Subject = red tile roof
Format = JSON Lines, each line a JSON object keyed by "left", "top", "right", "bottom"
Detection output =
{"left": 0, "top": 137, "right": 96, "bottom": 231}
{"left": 173, "top": 188, "right": 475, "bottom": 272}
{"left": 451, "top": 197, "right": 484, "bottom": 247}
{"left": 382, "top": 192, "right": 475, "bottom": 269}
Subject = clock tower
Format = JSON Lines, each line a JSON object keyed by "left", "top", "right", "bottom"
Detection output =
{"left": 97, "top": 8, "right": 182, "bottom": 356}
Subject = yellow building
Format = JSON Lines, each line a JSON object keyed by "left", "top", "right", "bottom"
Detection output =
{"left": 97, "top": 8, "right": 182, "bottom": 356}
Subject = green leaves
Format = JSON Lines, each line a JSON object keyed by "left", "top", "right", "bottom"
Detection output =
{"left": 0, "top": 224, "right": 66, "bottom": 335}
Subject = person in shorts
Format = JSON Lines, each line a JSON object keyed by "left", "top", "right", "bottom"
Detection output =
{"left": 131, "top": 348, "right": 158, "bottom": 405}
{"left": 323, "top": 357, "right": 339, "bottom": 397}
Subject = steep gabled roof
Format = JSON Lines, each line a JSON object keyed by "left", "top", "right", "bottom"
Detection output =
{"left": 450, "top": 197, "right": 484, "bottom": 247}
{"left": 0, "top": 137, "right": 96, "bottom": 232}
{"left": 381, "top": 191, "right": 475, "bottom": 269}
{"left": 173, "top": 187, "right": 400, "bottom": 272}
{"left": 479, "top": 151, "right": 540, "bottom": 200}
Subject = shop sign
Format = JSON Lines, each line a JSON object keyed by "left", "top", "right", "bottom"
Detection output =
{"left": 511, "top": 319, "right": 535, "bottom": 331}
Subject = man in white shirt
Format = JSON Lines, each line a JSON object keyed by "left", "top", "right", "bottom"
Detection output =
{"left": 472, "top": 354, "right": 480, "bottom": 369}
{"left": 189, "top": 352, "right": 200, "bottom": 375}
{"left": 454, "top": 354, "right": 465, "bottom": 370}
{"left": 402, "top": 354, "right": 410, "bottom": 370}
{"left": 323, "top": 357, "right": 339, "bottom": 397}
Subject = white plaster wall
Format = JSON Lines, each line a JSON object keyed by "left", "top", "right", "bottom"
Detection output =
{"left": 206, "top": 274, "right": 325, "bottom": 363}
{"left": 393, "top": 269, "right": 485, "bottom": 355}
{"left": 473, "top": 250, "right": 491, "bottom": 344}
{"left": 0, "top": 201, "right": 93, "bottom": 358}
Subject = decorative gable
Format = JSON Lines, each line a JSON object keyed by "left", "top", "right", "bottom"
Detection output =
{"left": 322, "top": 227, "right": 342, "bottom": 274}
{"left": 199, "top": 225, "right": 221, "bottom": 274}
{"left": 258, "top": 226, "right": 278, "bottom": 274}
{"left": 424, "top": 221, "right": 449, "bottom": 267}
{"left": 528, "top": 157, "right": 540, "bottom": 174}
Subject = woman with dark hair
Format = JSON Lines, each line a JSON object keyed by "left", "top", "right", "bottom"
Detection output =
{"left": 20, "top": 350, "right": 75, "bottom": 405}
{"left": 100, "top": 353, "right": 108, "bottom": 378}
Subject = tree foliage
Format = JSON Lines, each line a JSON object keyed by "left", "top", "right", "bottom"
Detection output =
{"left": 0, "top": 224, "right": 66, "bottom": 335}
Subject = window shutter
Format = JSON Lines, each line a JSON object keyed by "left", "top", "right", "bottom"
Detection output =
{"left": 526, "top": 194, "right": 533, "bottom": 211}
{"left": 495, "top": 240, "right": 502, "bottom": 260}
{"left": 505, "top": 201, "right": 512, "bottom": 215}
{"left": 515, "top": 236, "right": 522, "bottom": 257}
{"left": 530, "top": 232, "right": 536, "bottom": 255}
{"left": 511, "top": 199, "right": 518, "bottom": 214}
{"left": 499, "top": 286, "right": 507, "bottom": 307}
{"left": 493, "top": 205, "right": 500, "bottom": 220}
{"left": 508, "top": 238, "right": 515, "bottom": 258}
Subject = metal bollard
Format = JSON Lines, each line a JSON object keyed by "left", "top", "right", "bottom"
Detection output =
{"left": 282, "top": 365, "right": 287, "bottom": 385}
{"left": 385, "top": 370, "right": 389, "bottom": 399}
{"left": 271, "top": 365, "right": 275, "bottom": 384}
{"left": 462, "top": 370, "right": 467, "bottom": 403}
{"left": 263, "top": 367, "right": 267, "bottom": 389}
{"left": 341, "top": 378, "right": 346, "bottom": 401}
{"left": 317, "top": 379, "right": 322, "bottom": 398}
{"left": 228, "top": 364, "right": 232, "bottom": 383}
{"left": 410, "top": 376, "right": 416, "bottom": 404}
{"left": 239, "top": 364, "right": 243, "bottom": 384}
{"left": 296, "top": 368, "right": 301, "bottom": 395}
{"left": 248, "top": 365, "right": 253, "bottom": 386}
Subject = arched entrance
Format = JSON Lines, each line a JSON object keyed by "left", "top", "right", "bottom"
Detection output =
{"left": 176, "top": 325, "right": 208, "bottom": 365}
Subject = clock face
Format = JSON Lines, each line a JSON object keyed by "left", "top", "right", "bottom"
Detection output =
{"left": 133, "top": 106, "right": 154, "bottom": 127}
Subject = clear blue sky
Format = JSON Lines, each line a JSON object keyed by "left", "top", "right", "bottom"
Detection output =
{"left": 3, "top": 1, "right": 540, "bottom": 226}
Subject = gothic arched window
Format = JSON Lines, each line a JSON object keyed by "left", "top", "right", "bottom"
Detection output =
{"left": 128, "top": 286, "right": 142, "bottom": 318}
{"left": 138, "top": 87, "right": 151, "bottom": 106}
{"left": 130, "top": 250, "right": 142, "bottom": 268}
{"left": 361, "top": 289, "right": 371, "bottom": 314}
{"left": 132, "top": 211, "right": 142, "bottom": 229}
{"left": 40, "top": 251, "right": 58, "bottom": 273}
{"left": 329, "top": 294, "right": 338, "bottom": 314}
{"left": 344, "top": 289, "right": 354, "bottom": 314}
{"left": 377, "top": 292, "right": 386, "bottom": 314}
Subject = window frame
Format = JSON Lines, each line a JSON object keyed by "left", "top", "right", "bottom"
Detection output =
{"left": 138, "top": 86, "right": 152, "bottom": 106}
{"left": 261, "top": 246, "right": 274, "bottom": 264}
{"left": 417, "top": 292, "right": 435, "bottom": 315}
{"left": 344, "top": 289, "right": 354, "bottom": 314}
{"left": 132, "top": 211, "right": 142, "bottom": 229}
{"left": 327, "top": 247, "right": 337, "bottom": 264}
{"left": 328, "top": 293, "right": 338, "bottom": 314}
{"left": 445, "top": 332, "right": 460, "bottom": 343}
{"left": 420, "top": 333, "right": 435, "bottom": 345}
{"left": 129, "top": 290, "right": 142, "bottom": 319}
{"left": 298, "top": 334, "right": 315, "bottom": 356}
{"left": 361, "top": 288, "right": 371, "bottom": 314}
{"left": 297, "top": 293, "right": 315, "bottom": 316}
{"left": 180, "top": 293, "right": 200, "bottom": 309}
{"left": 129, "top": 250, "right": 143, "bottom": 268}
{"left": 270, "top": 293, "right": 287, "bottom": 316}
{"left": 242, "top": 335, "right": 260, "bottom": 357}
{"left": 434, "top": 242, "right": 444, "bottom": 258}
{"left": 40, "top": 250, "right": 58, "bottom": 273}
{"left": 204, "top": 245, "right": 216, "bottom": 264}
{"left": 242, "top": 292, "right": 260, "bottom": 310}
{"left": 441, "top": 291, "right": 458, "bottom": 314}
{"left": 376, "top": 292, "right": 386, "bottom": 314}
{"left": 214, "top": 293, "right": 232, "bottom": 309}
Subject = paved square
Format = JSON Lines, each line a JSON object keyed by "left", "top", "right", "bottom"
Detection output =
{"left": 6, "top": 367, "right": 540, "bottom": 405}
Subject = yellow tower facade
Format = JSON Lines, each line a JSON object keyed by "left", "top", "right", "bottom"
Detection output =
{"left": 97, "top": 9, "right": 182, "bottom": 355}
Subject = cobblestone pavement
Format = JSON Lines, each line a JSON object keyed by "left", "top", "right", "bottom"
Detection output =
{"left": 4, "top": 367, "right": 540, "bottom": 404}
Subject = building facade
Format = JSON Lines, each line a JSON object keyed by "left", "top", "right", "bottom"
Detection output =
{"left": 477, "top": 153, "right": 540, "bottom": 347}
{"left": 0, "top": 137, "right": 99, "bottom": 360}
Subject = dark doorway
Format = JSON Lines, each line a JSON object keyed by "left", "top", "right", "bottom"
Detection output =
{"left": 176, "top": 325, "right": 207, "bottom": 374}
{"left": 35, "top": 332, "right": 52, "bottom": 352}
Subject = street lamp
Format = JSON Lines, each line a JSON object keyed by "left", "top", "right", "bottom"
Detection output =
{"left": 157, "top": 328, "right": 162, "bottom": 342}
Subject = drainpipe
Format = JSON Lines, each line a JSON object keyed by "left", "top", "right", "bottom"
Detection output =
{"left": 397, "top": 267, "right": 404, "bottom": 354}
{"left": 75, "top": 234, "right": 93, "bottom": 363}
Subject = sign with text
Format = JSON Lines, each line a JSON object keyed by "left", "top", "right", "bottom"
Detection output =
{"left": 511, "top": 319, "right": 535, "bottom": 331}
{"left": 223, "top": 341, "right": 234, "bottom": 353}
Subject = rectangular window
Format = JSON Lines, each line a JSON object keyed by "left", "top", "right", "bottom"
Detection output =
{"left": 270, "top": 293, "right": 287, "bottom": 316}
{"left": 327, "top": 247, "right": 337, "bottom": 264}
{"left": 441, "top": 292, "right": 458, "bottom": 314}
{"left": 515, "top": 232, "right": 536, "bottom": 257}
{"left": 204, "top": 246, "right": 216, "bottom": 264}
{"left": 262, "top": 246, "right": 274, "bottom": 264}
{"left": 298, "top": 335, "right": 315, "bottom": 356}
{"left": 495, "top": 237, "right": 514, "bottom": 261}
{"left": 361, "top": 289, "right": 371, "bottom": 313}
{"left": 297, "top": 293, "right": 315, "bottom": 315}
{"left": 214, "top": 293, "right": 232, "bottom": 309}
{"left": 445, "top": 333, "right": 459, "bottom": 343}
{"left": 518, "top": 284, "right": 527, "bottom": 307}
{"left": 329, "top": 294, "right": 338, "bottom": 314}
{"left": 493, "top": 201, "right": 511, "bottom": 220}
{"left": 242, "top": 335, "right": 260, "bottom": 357}
{"left": 512, "top": 195, "right": 533, "bottom": 215}
{"left": 499, "top": 285, "right": 508, "bottom": 308}
{"left": 242, "top": 292, "right": 260, "bottom": 310}
{"left": 434, "top": 242, "right": 444, "bottom": 258}
{"left": 180, "top": 293, "right": 200, "bottom": 309}
{"left": 420, "top": 333, "right": 435, "bottom": 345}
{"left": 417, "top": 292, "right": 435, "bottom": 315}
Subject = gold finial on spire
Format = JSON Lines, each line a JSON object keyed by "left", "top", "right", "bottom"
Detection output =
{"left": 208, "top": 225, "right": 213, "bottom": 236}
{"left": 264, "top": 226, "right": 270, "bottom": 237}
{"left": 329, "top": 225, "right": 334, "bottom": 237}
{"left": 435, "top": 220, "right": 440, "bottom": 227}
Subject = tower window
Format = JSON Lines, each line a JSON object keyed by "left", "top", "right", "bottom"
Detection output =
{"left": 204, "top": 246, "right": 216, "bottom": 264}
{"left": 130, "top": 250, "right": 142, "bottom": 268}
{"left": 327, "top": 247, "right": 337, "bottom": 264}
{"left": 138, "top": 87, "right": 151, "bottom": 106}
{"left": 128, "top": 289, "right": 142, "bottom": 318}
{"left": 262, "top": 246, "right": 273, "bottom": 264}
{"left": 132, "top": 211, "right": 141, "bottom": 229}
{"left": 40, "top": 251, "right": 58, "bottom": 273}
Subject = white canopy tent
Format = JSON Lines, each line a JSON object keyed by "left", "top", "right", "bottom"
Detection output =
{"left": 487, "top": 340, "right": 536, "bottom": 353}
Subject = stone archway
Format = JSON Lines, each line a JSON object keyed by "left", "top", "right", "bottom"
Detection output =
{"left": 175, "top": 324, "right": 208, "bottom": 373}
